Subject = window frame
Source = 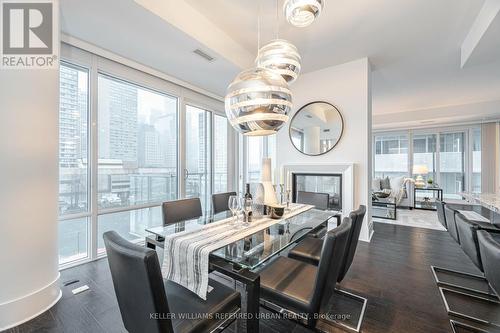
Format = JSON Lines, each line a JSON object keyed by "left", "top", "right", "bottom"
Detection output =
{"left": 58, "top": 61, "right": 92, "bottom": 267}
{"left": 95, "top": 71, "right": 180, "bottom": 214}
{"left": 372, "top": 125, "right": 481, "bottom": 199}
{"left": 59, "top": 43, "right": 235, "bottom": 268}
{"left": 240, "top": 135, "right": 277, "bottom": 192}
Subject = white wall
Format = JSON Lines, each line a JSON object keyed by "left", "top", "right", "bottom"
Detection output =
{"left": 276, "top": 58, "right": 373, "bottom": 241}
{"left": 0, "top": 69, "right": 61, "bottom": 329}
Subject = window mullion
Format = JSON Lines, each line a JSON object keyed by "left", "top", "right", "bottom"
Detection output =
{"left": 89, "top": 54, "right": 99, "bottom": 261}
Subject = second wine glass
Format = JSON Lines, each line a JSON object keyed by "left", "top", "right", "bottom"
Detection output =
{"left": 228, "top": 195, "right": 239, "bottom": 225}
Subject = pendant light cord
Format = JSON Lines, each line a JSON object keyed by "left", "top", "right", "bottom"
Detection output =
{"left": 275, "top": 0, "right": 279, "bottom": 39}
{"left": 257, "top": 0, "right": 261, "bottom": 66}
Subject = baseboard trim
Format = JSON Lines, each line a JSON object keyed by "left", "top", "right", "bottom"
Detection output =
{"left": 0, "top": 273, "right": 61, "bottom": 331}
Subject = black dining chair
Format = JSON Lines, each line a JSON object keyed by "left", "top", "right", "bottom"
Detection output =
{"left": 296, "top": 191, "right": 330, "bottom": 210}
{"left": 258, "top": 217, "right": 352, "bottom": 328}
{"left": 212, "top": 192, "right": 237, "bottom": 215}
{"left": 444, "top": 202, "right": 493, "bottom": 244}
{"left": 103, "top": 231, "right": 240, "bottom": 333}
{"left": 436, "top": 198, "right": 447, "bottom": 229}
{"left": 444, "top": 205, "right": 461, "bottom": 244}
{"left": 477, "top": 230, "right": 500, "bottom": 296}
{"left": 162, "top": 198, "right": 202, "bottom": 226}
{"left": 295, "top": 191, "right": 332, "bottom": 238}
{"left": 455, "top": 214, "right": 484, "bottom": 271}
{"left": 455, "top": 213, "right": 500, "bottom": 272}
{"left": 288, "top": 206, "right": 366, "bottom": 283}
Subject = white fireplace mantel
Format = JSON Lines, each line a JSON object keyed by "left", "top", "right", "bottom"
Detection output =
{"left": 281, "top": 163, "right": 355, "bottom": 216}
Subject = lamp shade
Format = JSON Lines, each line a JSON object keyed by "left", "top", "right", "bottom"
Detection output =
{"left": 284, "top": 0, "right": 324, "bottom": 27}
{"left": 225, "top": 67, "right": 292, "bottom": 136}
{"left": 413, "top": 165, "right": 429, "bottom": 175}
{"left": 256, "top": 39, "right": 301, "bottom": 84}
{"left": 255, "top": 158, "right": 278, "bottom": 206}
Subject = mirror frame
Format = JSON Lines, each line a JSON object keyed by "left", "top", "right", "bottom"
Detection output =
{"left": 288, "top": 101, "right": 344, "bottom": 156}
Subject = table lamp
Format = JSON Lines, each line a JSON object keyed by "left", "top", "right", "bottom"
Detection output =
{"left": 255, "top": 158, "right": 278, "bottom": 206}
{"left": 413, "top": 165, "right": 429, "bottom": 188}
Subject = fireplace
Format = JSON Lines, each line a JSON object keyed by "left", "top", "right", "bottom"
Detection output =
{"left": 292, "top": 173, "right": 342, "bottom": 211}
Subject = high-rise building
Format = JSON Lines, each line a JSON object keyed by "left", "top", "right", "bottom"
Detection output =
{"left": 79, "top": 90, "right": 88, "bottom": 159}
{"left": 150, "top": 107, "right": 176, "bottom": 170}
{"left": 59, "top": 66, "right": 82, "bottom": 168}
{"left": 138, "top": 124, "right": 162, "bottom": 167}
{"left": 98, "top": 77, "right": 138, "bottom": 164}
{"left": 198, "top": 111, "right": 208, "bottom": 174}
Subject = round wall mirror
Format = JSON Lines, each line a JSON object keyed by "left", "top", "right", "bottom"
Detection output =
{"left": 289, "top": 101, "right": 344, "bottom": 156}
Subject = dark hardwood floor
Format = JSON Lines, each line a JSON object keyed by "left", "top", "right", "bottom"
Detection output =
{"left": 6, "top": 222, "right": 488, "bottom": 333}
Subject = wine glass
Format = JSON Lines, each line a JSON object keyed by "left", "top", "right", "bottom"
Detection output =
{"left": 242, "top": 198, "right": 252, "bottom": 227}
{"left": 228, "top": 195, "right": 239, "bottom": 224}
{"left": 234, "top": 198, "right": 244, "bottom": 227}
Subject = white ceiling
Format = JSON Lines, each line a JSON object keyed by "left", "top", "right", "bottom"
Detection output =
{"left": 60, "top": 0, "right": 241, "bottom": 98}
{"left": 60, "top": 0, "right": 500, "bottom": 116}
{"left": 185, "top": 0, "right": 500, "bottom": 114}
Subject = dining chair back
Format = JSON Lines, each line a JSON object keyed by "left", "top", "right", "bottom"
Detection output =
{"left": 103, "top": 231, "right": 173, "bottom": 333}
{"left": 477, "top": 230, "right": 500, "bottom": 295}
{"left": 436, "top": 198, "right": 447, "bottom": 229}
{"left": 455, "top": 214, "right": 483, "bottom": 271}
{"left": 162, "top": 198, "right": 202, "bottom": 226}
{"left": 312, "top": 217, "right": 352, "bottom": 313}
{"left": 296, "top": 191, "right": 330, "bottom": 210}
{"left": 212, "top": 192, "right": 237, "bottom": 215}
{"left": 104, "top": 231, "right": 240, "bottom": 333}
{"left": 337, "top": 205, "right": 367, "bottom": 282}
{"left": 445, "top": 205, "right": 460, "bottom": 244}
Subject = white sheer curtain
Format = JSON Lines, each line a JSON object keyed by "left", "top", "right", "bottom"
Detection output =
{"left": 481, "top": 122, "right": 500, "bottom": 193}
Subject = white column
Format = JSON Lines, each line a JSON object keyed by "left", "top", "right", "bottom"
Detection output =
{"left": 0, "top": 69, "right": 61, "bottom": 329}
{"left": 303, "top": 126, "right": 321, "bottom": 155}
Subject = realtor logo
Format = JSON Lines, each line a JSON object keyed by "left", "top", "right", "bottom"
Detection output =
{"left": 1, "top": 0, "right": 59, "bottom": 69}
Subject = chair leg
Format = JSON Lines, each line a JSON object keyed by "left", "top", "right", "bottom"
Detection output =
{"left": 431, "top": 266, "right": 498, "bottom": 299}
{"left": 322, "top": 288, "right": 367, "bottom": 333}
{"left": 449, "top": 319, "right": 491, "bottom": 333}
{"left": 439, "top": 287, "right": 500, "bottom": 328}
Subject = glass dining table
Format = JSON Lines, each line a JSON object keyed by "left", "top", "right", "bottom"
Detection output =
{"left": 145, "top": 207, "right": 341, "bottom": 333}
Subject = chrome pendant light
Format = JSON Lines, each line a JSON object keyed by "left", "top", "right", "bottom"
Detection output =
{"left": 256, "top": 1, "right": 301, "bottom": 84}
{"left": 225, "top": 67, "right": 292, "bottom": 136}
{"left": 225, "top": 0, "right": 293, "bottom": 136}
{"left": 256, "top": 39, "right": 301, "bottom": 84}
{"left": 284, "top": 0, "right": 324, "bottom": 27}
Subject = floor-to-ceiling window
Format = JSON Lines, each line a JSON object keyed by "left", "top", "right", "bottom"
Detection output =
{"left": 246, "top": 136, "right": 264, "bottom": 183}
{"left": 373, "top": 126, "right": 480, "bottom": 199}
{"left": 471, "top": 128, "right": 481, "bottom": 193}
{"left": 58, "top": 63, "right": 90, "bottom": 265}
{"left": 214, "top": 114, "right": 229, "bottom": 193}
{"left": 412, "top": 133, "right": 437, "bottom": 183}
{"left": 373, "top": 134, "right": 409, "bottom": 178}
{"left": 243, "top": 135, "right": 277, "bottom": 187}
{"left": 439, "top": 132, "right": 465, "bottom": 199}
{"left": 185, "top": 105, "right": 212, "bottom": 212}
{"left": 58, "top": 45, "right": 234, "bottom": 267}
{"left": 96, "top": 74, "right": 178, "bottom": 253}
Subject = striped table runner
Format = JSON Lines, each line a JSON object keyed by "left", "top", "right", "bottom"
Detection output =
{"left": 161, "top": 203, "right": 313, "bottom": 300}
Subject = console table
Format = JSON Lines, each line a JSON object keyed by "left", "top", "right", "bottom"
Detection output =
{"left": 414, "top": 187, "right": 443, "bottom": 211}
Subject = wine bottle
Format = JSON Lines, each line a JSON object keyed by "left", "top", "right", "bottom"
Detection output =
{"left": 244, "top": 183, "right": 253, "bottom": 222}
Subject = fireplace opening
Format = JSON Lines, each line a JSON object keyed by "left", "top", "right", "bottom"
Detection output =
{"left": 292, "top": 173, "right": 342, "bottom": 211}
